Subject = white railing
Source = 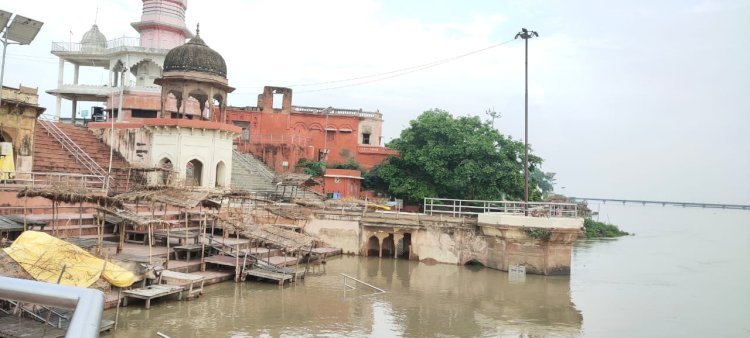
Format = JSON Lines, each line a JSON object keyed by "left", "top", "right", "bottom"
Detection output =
{"left": 423, "top": 198, "right": 579, "bottom": 218}
{"left": 0, "top": 171, "right": 108, "bottom": 191}
{"left": 341, "top": 273, "right": 386, "bottom": 294}
{"left": 292, "top": 106, "right": 382, "bottom": 119}
{"left": 51, "top": 37, "right": 141, "bottom": 53}
{"left": 0, "top": 276, "right": 104, "bottom": 338}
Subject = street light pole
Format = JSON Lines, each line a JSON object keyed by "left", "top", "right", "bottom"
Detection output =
{"left": 0, "top": 11, "right": 44, "bottom": 109}
{"left": 515, "top": 28, "right": 538, "bottom": 214}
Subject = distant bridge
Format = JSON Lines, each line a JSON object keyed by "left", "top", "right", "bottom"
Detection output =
{"left": 568, "top": 197, "right": 750, "bottom": 210}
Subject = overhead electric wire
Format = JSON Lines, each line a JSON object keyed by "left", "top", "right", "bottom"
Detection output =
{"left": 290, "top": 38, "right": 517, "bottom": 93}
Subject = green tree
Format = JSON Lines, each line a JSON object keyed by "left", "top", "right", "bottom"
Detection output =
{"left": 328, "top": 157, "right": 363, "bottom": 173}
{"left": 295, "top": 158, "right": 325, "bottom": 177}
{"left": 374, "top": 109, "right": 552, "bottom": 204}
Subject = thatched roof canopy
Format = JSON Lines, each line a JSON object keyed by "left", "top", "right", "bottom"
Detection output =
{"left": 212, "top": 214, "right": 317, "bottom": 250}
{"left": 16, "top": 186, "right": 124, "bottom": 208}
{"left": 272, "top": 173, "right": 318, "bottom": 187}
{"left": 96, "top": 207, "right": 171, "bottom": 228}
{"left": 114, "top": 186, "right": 210, "bottom": 209}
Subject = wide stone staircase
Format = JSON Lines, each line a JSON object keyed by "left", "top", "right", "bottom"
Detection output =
{"left": 33, "top": 121, "right": 131, "bottom": 192}
{"left": 231, "top": 150, "right": 278, "bottom": 194}
{"left": 231, "top": 150, "right": 326, "bottom": 205}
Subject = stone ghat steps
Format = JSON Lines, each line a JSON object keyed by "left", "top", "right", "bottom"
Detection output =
{"left": 231, "top": 151, "right": 278, "bottom": 193}
{"left": 32, "top": 123, "right": 131, "bottom": 190}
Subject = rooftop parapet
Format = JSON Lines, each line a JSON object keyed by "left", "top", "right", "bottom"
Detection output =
{"left": 292, "top": 105, "right": 382, "bottom": 120}
{"left": 51, "top": 37, "right": 168, "bottom": 55}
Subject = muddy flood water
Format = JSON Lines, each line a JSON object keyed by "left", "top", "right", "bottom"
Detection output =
{"left": 104, "top": 205, "right": 749, "bottom": 337}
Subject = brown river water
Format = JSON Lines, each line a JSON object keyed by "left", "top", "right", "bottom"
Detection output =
{"left": 104, "top": 205, "right": 750, "bottom": 337}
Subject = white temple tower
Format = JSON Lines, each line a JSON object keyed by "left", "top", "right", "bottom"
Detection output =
{"left": 131, "top": 0, "right": 193, "bottom": 49}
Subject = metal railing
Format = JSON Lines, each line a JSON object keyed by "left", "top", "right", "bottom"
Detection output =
{"left": 292, "top": 106, "right": 382, "bottom": 119}
{"left": 37, "top": 121, "right": 114, "bottom": 191}
{"left": 0, "top": 276, "right": 104, "bottom": 338}
{"left": 357, "top": 145, "right": 398, "bottom": 155}
{"left": 423, "top": 198, "right": 579, "bottom": 218}
{"left": 51, "top": 37, "right": 141, "bottom": 53}
{"left": 0, "top": 171, "right": 107, "bottom": 191}
{"left": 341, "top": 273, "right": 386, "bottom": 294}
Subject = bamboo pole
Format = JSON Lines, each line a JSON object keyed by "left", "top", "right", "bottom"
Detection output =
{"left": 114, "top": 288, "right": 122, "bottom": 330}
{"left": 235, "top": 231, "right": 240, "bottom": 283}
{"left": 185, "top": 207, "right": 189, "bottom": 246}
{"left": 78, "top": 201, "right": 83, "bottom": 237}
{"left": 22, "top": 197, "right": 27, "bottom": 231}
{"left": 148, "top": 222, "right": 153, "bottom": 266}
{"left": 200, "top": 212, "right": 206, "bottom": 266}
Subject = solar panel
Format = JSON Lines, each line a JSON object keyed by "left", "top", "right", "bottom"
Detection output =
{"left": 6, "top": 15, "right": 44, "bottom": 45}
{"left": 0, "top": 10, "right": 11, "bottom": 32}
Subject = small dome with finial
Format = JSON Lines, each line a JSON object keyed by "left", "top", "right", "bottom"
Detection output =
{"left": 80, "top": 24, "right": 107, "bottom": 52}
{"left": 163, "top": 24, "right": 227, "bottom": 78}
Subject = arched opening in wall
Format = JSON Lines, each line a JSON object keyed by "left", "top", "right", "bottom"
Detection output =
{"left": 212, "top": 95, "right": 223, "bottom": 121}
{"left": 158, "top": 157, "right": 173, "bottom": 185}
{"left": 366, "top": 236, "right": 380, "bottom": 257}
{"left": 381, "top": 234, "right": 395, "bottom": 258}
{"left": 215, "top": 161, "right": 226, "bottom": 187}
{"left": 185, "top": 159, "right": 203, "bottom": 186}
{"left": 397, "top": 233, "right": 412, "bottom": 259}
{"left": 464, "top": 259, "right": 485, "bottom": 268}
{"left": 0, "top": 130, "right": 12, "bottom": 144}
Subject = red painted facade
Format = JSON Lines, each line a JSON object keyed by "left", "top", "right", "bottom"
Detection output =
{"left": 226, "top": 86, "right": 397, "bottom": 173}
{"left": 323, "top": 169, "right": 362, "bottom": 198}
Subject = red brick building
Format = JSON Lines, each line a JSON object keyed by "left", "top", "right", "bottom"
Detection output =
{"left": 227, "top": 86, "right": 397, "bottom": 173}
{"left": 323, "top": 169, "right": 362, "bottom": 198}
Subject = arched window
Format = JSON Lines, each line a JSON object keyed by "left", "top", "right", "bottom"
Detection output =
{"left": 215, "top": 161, "right": 226, "bottom": 187}
{"left": 186, "top": 159, "right": 203, "bottom": 186}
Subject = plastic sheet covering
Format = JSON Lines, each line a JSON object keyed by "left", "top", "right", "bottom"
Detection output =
{"left": 3, "top": 231, "right": 135, "bottom": 288}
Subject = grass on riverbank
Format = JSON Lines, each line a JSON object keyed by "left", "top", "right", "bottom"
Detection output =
{"left": 584, "top": 218, "right": 629, "bottom": 238}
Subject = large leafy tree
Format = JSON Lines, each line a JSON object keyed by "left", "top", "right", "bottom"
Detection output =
{"left": 370, "top": 109, "right": 552, "bottom": 204}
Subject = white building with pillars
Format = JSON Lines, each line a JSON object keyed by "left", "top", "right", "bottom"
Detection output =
{"left": 46, "top": 0, "right": 193, "bottom": 122}
{"left": 87, "top": 27, "right": 239, "bottom": 188}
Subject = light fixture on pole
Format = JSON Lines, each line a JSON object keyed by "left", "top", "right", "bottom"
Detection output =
{"left": 0, "top": 10, "right": 44, "bottom": 109}
{"left": 514, "top": 28, "right": 538, "bottom": 215}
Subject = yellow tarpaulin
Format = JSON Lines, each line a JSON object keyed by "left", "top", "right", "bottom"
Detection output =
{"left": 3, "top": 231, "right": 136, "bottom": 288}
{"left": 0, "top": 142, "right": 15, "bottom": 180}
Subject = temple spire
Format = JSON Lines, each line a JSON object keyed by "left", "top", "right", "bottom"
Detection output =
{"left": 196, "top": 23, "right": 200, "bottom": 36}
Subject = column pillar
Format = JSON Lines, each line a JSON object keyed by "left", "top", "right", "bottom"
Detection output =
{"left": 378, "top": 236, "right": 383, "bottom": 258}
{"left": 73, "top": 64, "right": 80, "bottom": 85}
{"left": 393, "top": 233, "right": 404, "bottom": 259}
{"left": 56, "top": 59, "right": 64, "bottom": 119}
{"left": 72, "top": 99, "right": 78, "bottom": 123}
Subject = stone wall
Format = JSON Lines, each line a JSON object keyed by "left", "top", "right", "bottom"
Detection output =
{"left": 307, "top": 210, "right": 582, "bottom": 275}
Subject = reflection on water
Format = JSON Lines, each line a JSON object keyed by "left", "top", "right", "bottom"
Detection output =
{"left": 105, "top": 256, "right": 581, "bottom": 337}
{"left": 102, "top": 206, "right": 750, "bottom": 337}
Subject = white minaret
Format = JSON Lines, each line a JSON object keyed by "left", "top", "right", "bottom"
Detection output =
{"left": 131, "top": 0, "right": 193, "bottom": 50}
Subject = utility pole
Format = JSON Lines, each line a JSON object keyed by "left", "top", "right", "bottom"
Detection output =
{"left": 515, "top": 28, "right": 538, "bottom": 214}
{"left": 486, "top": 108, "right": 500, "bottom": 128}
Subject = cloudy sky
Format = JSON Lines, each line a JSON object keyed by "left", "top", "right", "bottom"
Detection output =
{"left": 3, "top": 0, "right": 749, "bottom": 204}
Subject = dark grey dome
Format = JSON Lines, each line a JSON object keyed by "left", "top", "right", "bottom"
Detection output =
{"left": 163, "top": 34, "right": 227, "bottom": 78}
{"left": 81, "top": 24, "right": 107, "bottom": 51}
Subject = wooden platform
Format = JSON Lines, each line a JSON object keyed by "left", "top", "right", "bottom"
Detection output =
{"left": 0, "top": 314, "right": 66, "bottom": 338}
{"left": 122, "top": 284, "right": 184, "bottom": 309}
{"left": 311, "top": 247, "right": 343, "bottom": 256}
{"left": 160, "top": 270, "right": 204, "bottom": 299}
{"left": 267, "top": 255, "right": 300, "bottom": 267}
{"left": 243, "top": 268, "right": 294, "bottom": 285}
{"left": 202, "top": 254, "right": 244, "bottom": 268}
